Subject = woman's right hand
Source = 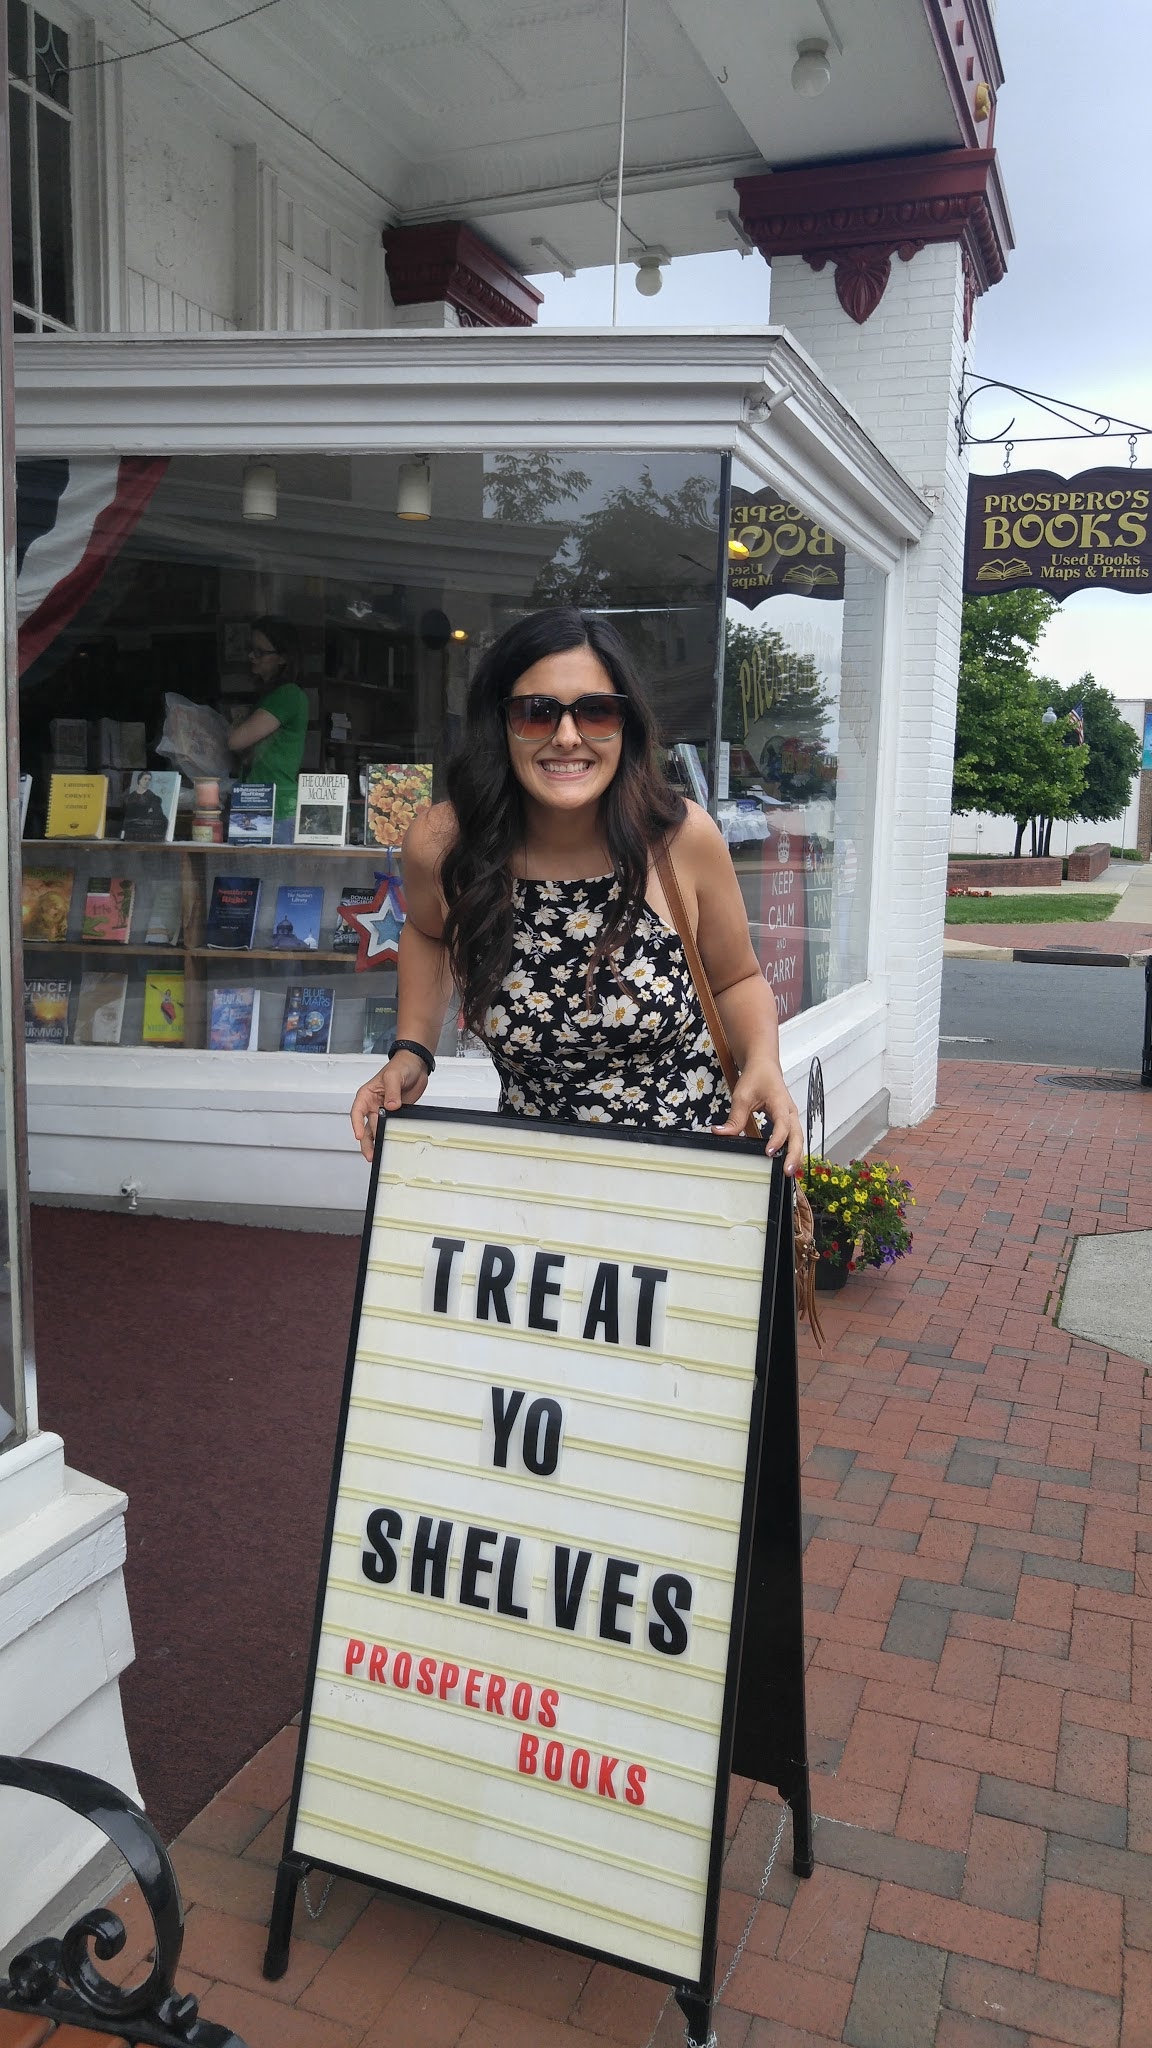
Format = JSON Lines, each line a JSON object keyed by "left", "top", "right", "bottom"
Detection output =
{"left": 350, "top": 1052, "right": 430, "bottom": 1162}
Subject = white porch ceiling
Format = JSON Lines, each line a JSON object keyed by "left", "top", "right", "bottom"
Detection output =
{"left": 96, "top": 0, "right": 989, "bottom": 272}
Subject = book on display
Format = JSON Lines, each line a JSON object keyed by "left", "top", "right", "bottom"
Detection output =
{"left": 73, "top": 973, "right": 128, "bottom": 1045}
{"left": 205, "top": 876, "right": 261, "bottom": 949}
{"left": 227, "top": 782, "right": 275, "bottom": 845}
{"left": 208, "top": 986, "right": 261, "bottom": 1050}
{"left": 144, "top": 879, "right": 183, "bottom": 945}
{"left": 362, "top": 997, "right": 396, "bottom": 1056}
{"left": 45, "top": 773, "right": 108, "bottom": 840}
{"left": 280, "top": 985, "right": 333, "bottom": 1053}
{"left": 270, "top": 885, "right": 323, "bottom": 951}
{"left": 365, "top": 762, "right": 432, "bottom": 847}
{"left": 142, "top": 974, "right": 184, "bottom": 1045}
{"left": 294, "top": 773, "right": 348, "bottom": 846}
{"left": 19, "top": 775, "right": 31, "bottom": 834}
{"left": 121, "top": 770, "right": 180, "bottom": 843}
{"left": 332, "top": 887, "right": 376, "bottom": 951}
{"left": 22, "top": 868, "right": 74, "bottom": 942}
{"left": 81, "top": 877, "right": 136, "bottom": 943}
{"left": 24, "top": 980, "right": 70, "bottom": 1042}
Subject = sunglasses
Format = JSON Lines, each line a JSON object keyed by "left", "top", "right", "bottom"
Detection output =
{"left": 503, "top": 693, "right": 629, "bottom": 743}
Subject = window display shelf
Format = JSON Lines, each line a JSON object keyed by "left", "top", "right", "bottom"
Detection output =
{"left": 24, "top": 941, "right": 185, "bottom": 957}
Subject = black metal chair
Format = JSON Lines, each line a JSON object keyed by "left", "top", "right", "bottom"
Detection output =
{"left": 0, "top": 1756, "right": 247, "bottom": 2045}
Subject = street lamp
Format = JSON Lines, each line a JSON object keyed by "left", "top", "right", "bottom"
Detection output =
{"left": 1041, "top": 707, "right": 1058, "bottom": 726}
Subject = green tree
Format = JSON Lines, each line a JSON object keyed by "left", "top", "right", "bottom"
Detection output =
{"left": 1038, "top": 675, "right": 1141, "bottom": 826}
{"left": 533, "top": 467, "right": 717, "bottom": 611}
{"left": 953, "top": 592, "right": 1086, "bottom": 856}
{"left": 482, "top": 452, "right": 591, "bottom": 525}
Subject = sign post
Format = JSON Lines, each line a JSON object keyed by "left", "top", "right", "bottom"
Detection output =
{"left": 262, "top": 1106, "right": 802, "bottom": 2042}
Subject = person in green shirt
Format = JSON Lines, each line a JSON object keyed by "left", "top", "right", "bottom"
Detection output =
{"left": 226, "top": 617, "right": 308, "bottom": 840}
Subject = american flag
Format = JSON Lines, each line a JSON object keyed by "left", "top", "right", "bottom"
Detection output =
{"left": 1067, "top": 703, "right": 1085, "bottom": 745}
{"left": 16, "top": 457, "right": 168, "bottom": 675}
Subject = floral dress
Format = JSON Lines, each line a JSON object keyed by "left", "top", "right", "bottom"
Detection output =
{"left": 474, "top": 874, "right": 730, "bottom": 1132}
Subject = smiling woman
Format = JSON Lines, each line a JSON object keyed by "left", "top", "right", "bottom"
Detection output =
{"left": 349, "top": 606, "right": 804, "bottom": 1171}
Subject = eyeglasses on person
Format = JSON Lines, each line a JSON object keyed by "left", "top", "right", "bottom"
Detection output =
{"left": 503, "top": 693, "right": 629, "bottom": 743}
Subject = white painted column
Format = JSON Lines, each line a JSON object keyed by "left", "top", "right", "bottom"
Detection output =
{"left": 769, "top": 242, "right": 969, "bottom": 1125}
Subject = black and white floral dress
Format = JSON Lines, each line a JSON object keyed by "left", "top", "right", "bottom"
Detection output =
{"left": 474, "top": 874, "right": 730, "bottom": 1133}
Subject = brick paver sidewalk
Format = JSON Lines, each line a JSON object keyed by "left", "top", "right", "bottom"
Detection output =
{"left": 96, "top": 1060, "right": 1152, "bottom": 2047}
{"left": 947, "top": 919, "right": 1152, "bottom": 960}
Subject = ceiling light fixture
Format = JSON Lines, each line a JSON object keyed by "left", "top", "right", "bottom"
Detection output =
{"left": 728, "top": 538, "right": 751, "bottom": 559}
{"left": 397, "top": 457, "right": 432, "bottom": 521}
{"left": 791, "top": 37, "right": 831, "bottom": 96}
{"left": 631, "top": 245, "right": 668, "bottom": 297}
{"left": 450, "top": 627, "right": 469, "bottom": 642}
{"left": 242, "top": 460, "right": 277, "bottom": 521}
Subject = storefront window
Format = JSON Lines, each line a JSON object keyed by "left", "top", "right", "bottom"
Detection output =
{"left": 16, "top": 449, "right": 724, "bottom": 1059}
{"left": 1, "top": 767, "right": 27, "bottom": 1449}
{"left": 723, "top": 465, "right": 885, "bottom": 1020}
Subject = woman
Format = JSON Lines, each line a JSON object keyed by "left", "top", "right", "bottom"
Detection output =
{"left": 350, "top": 607, "right": 803, "bottom": 1172}
{"left": 226, "top": 617, "right": 308, "bottom": 841}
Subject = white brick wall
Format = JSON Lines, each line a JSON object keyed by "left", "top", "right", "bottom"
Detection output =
{"left": 769, "top": 244, "right": 970, "bottom": 1127}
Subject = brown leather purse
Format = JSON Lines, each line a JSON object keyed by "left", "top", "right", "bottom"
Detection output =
{"left": 653, "top": 843, "right": 824, "bottom": 1349}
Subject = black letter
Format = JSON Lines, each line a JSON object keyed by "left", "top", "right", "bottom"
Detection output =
{"left": 362, "top": 1507, "right": 402, "bottom": 1585}
{"left": 497, "top": 1535, "right": 529, "bottom": 1619}
{"left": 476, "top": 1243, "right": 516, "bottom": 1323}
{"left": 582, "top": 1261, "right": 620, "bottom": 1344}
{"left": 521, "top": 1396, "right": 562, "bottom": 1476}
{"left": 632, "top": 1265, "right": 668, "bottom": 1349}
{"left": 528, "top": 1250, "right": 565, "bottom": 1332}
{"left": 459, "top": 1525, "right": 498, "bottom": 1609}
{"left": 429, "top": 1236, "right": 465, "bottom": 1314}
{"left": 409, "top": 1515, "right": 452, "bottom": 1599}
{"left": 553, "top": 1547, "right": 592, "bottom": 1630}
{"left": 599, "top": 1557, "right": 639, "bottom": 1643}
{"left": 648, "top": 1572, "right": 693, "bottom": 1655}
{"left": 491, "top": 1386, "right": 525, "bottom": 1467}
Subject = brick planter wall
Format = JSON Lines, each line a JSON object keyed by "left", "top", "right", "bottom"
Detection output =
{"left": 947, "top": 857, "right": 1062, "bottom": 889}
{"left": 1065, "top": 843, "right": 1111, "bottom": 881}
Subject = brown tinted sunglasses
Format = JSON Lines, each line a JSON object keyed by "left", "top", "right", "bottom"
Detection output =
{"left": 503, "top": 693, "right": 629, "bottom": 743}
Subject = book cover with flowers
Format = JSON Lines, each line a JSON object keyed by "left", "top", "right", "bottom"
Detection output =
{"left": 365, "top": 763, "right": 432, "bottom": 847}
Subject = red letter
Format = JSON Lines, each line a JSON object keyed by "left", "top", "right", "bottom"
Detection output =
{"left": 485, "top": 1673, "right": 507, "bottom": 1715}
{"left": 345, "top": 1639, "right": 365, "bottom": 1675}
{"left": 417, "top": 1657, "right": 436, "bottom": 1695}
{"left": 511, "top": 1682, "right": 533, "bottom": 1722}
{"left": 537, "top": 1688, "right": 559, "bottom": 1729}
{"left": 597, "top": 1756, "right": 619, "bottom": 1799}
{"left": 544, "top": 1741, "right": 564, "bottom": 1782}
{"left": 625, "top": 1764, "right": 647, "bottom": 1807}
{"left": 393, "top": 1650, "right": 411, "bottom": 1689}
{"left": 368, "top": 1644, "right": 388, "bottom": 1684}
{"left": 570, "top": 1748, "right": 590, "bottom": 1790}
{"left": 464, "top": 1668, "right": 483, "bottom": 1709}
{"left": 518, "top": 1733, "right": 539, "bottom": 1775}
{"left": 439, "top": 1663, "right": 460, "bottom": 1700}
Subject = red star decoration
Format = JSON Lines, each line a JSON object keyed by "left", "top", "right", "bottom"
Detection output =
{"left": 337, "top": 872, "right": 407, "bottom": 972}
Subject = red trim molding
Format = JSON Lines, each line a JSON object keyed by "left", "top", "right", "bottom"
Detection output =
{"left": 383, "top": 221, "right": 543, "bottom": 329}
{"left": 736, "top": 147, "right": 1013, "bottom": 333}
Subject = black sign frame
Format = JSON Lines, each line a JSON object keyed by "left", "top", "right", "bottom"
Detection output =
{"left": 261, "top": 1104, "right": 804, "bottom": 2047}
{"left": 964, "top": 466, "right": 1152, "bottom": 598}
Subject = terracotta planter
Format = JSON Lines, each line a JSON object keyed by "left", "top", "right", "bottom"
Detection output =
{"left": 813, "top": 1214, "right": 855, "bottom": 1292}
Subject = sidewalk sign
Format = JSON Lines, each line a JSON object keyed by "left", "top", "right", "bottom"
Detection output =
{"left": 263, "top": 1106, "right": 804, "bottom": 2043}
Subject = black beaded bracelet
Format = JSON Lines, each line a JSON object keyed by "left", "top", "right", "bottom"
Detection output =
{"left": 388, "top": 1038, "right": 436, "bottom": 1076}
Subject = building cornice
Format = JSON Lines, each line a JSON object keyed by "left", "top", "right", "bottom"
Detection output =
{"left": 736, "top": 147, "right": 1013, "bottom": 334}
{"left": 383, "top": 222, "right": 543, "bottom": 329}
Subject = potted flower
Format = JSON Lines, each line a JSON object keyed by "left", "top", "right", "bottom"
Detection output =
{"left": 799, "top": 1156, "right": 915, "bottom": 1291}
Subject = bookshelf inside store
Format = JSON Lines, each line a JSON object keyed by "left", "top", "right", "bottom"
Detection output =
{"left": 19, "top": 842, "right": 425, "bottom": 1056}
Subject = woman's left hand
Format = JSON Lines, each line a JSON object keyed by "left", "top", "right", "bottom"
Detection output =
{"left": 712, "top": 1058, "right": 805, "bottom": 1176}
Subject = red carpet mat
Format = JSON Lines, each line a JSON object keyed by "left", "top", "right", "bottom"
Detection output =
{"left": 31, "top": 1207, "right": 360, "bottom": 1842}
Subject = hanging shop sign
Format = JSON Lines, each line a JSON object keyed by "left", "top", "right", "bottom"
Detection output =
{"left": 964, "top": 468, "right": 1152, "bottom": 598}
{"left": 266, "top": 1106, "right": 779, "bottom": 2011}
{"left": 728, "top": 497, "right": 846, "bottom": 606}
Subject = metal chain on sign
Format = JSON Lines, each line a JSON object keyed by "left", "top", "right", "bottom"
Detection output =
{"left": 1130, "top": 433, "right": 1139, "bottom": 470}
{"left": 301, "top": 1870, "right": 335, "bottom": 1921}
{"left": 640, "top": 1799, "right": 792, "bottom": 2048}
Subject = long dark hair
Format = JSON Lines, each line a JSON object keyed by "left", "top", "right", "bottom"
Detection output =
{"left": 441, "top": 607, "right": 685, "bottom": 1030}
{"left": 251, "top": 615, "right": 300, "bottom": 683}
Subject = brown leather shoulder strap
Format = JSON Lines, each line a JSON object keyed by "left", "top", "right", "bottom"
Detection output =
{"left": 653, "top": 839, "right": 758, "bottom": 1139}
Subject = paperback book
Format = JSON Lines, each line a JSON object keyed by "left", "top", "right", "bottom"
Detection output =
{"left": 330, "top": 887, "right": 374, "bottom": 951}
{"left": 227, "top": 782, "right": 275, "bottom": 845}
{"left": 365, "top": 762, "right": 433, "bottom": 847}
{"left": 208, "top": 986, "right": 261, "bottom": 1051}
{"left": 45, "top": 773, "right": 108, "bottom": 840}
{"left": 144, "top": 879, "right": 183, "bottom": 946}
{"left": 22, "top": 868, "right": 73, "bottom": 943}
{"left": 81, "top": 877, "right": 136, "bottom": 943}
{"left": 24, "top": 980, "right": 70, "bottom": 1042}
{"left": 280, "top": 985, "right": 333, "bottom": 1053}
{"left": 205, "top": 876, "right": 261, "bottom": 949}
{"left": 270, "top": 884, "right": 323, "bottom": 951}
{"left": 73, "top": 973, "right": 128, "bottom": 1045}
{"left": 19, "top": 775, "right": 31, "bottom": 835}
{"left": 142, "top": 974, "right": 184, "bottom": 1045}
{"left": 294, "top": 773, "right": 349, "bottom": 846}
{"left": 121, "top": 769, "right": 180, "bottom": 843}
{"left": 362, "top": 997, "right": 397, "bottom": 1056}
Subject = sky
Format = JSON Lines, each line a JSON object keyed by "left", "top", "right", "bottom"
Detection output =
{"left": 536, "top": 2, "right": 1151, "bottom": 702}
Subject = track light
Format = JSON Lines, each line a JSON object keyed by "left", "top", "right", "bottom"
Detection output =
{"left": 397, "top": 457, "right": 432, "bottom": 521}
{"left": 791, "top": 37, "right": 831, "bottom": 96}
{"left": 242, "top": 461, "right": 277, "bottom": 521}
